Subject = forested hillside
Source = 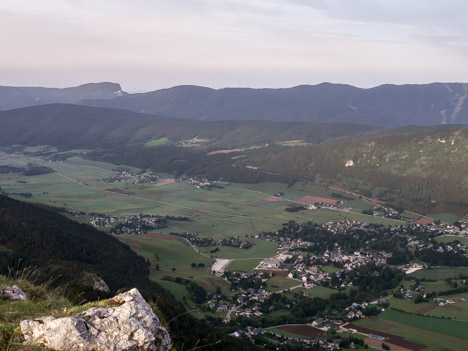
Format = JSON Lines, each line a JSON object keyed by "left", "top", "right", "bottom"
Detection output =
{"left": 0, "top": 82, "right": 123, "bottom": 110}
{"left": 81, "top": 82, "right": 468, "bottom": 126}
{"left": 241, "top": 127, "right": 468, "bottom": 209}
{"left": 0, "top": 103, "right": 384, "bottom": 149}
{"left": 0, "top": 195, "right": 150, "bottom": 290}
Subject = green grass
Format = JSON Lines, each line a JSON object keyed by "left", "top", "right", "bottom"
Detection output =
{"left": 118, "top": 235, "right": 213, "bottom": 274}
{"left": 409, "top": 267, "right": 468, "bottom": 280}
{"left": 267, "top": 328, "right": 301, "bottom": 338}
{"left": 321, "top": 264, "right": 342, "bottom": 274}
{"left": 0, "top": 154, "right": 402, "bottom": 241}
{"left": 437, "top": 235, "right": 468, "bottom": 246}
{"left": 153, "top": 279, "right": 204, "bottom": 319}
{"left": 225, "top": 259, "right": 261, "bottom": 271}
{"left": 284, "top": 286, "right": 337, "bottom": 299}
{"left": 424, "top": 302, "right": 468, "bottom": 322}
{"left": 198, "top": 240, "right": 277, "bottom": 259}
{"left": 266, "top": 275, "right": 301, "bottom": 292}
{"left": 427, "top": 213, "right": 459, "bottom": 224}
{"left": 382, "top": 309, "right": 468, "bottom": 340}
{"left": 354, "top": 312, "right": 468, "bottom": 351}
{"left": 387, "top": 297, "right": 432, "bottom": 313}
{"left": 144, "top": 137, "right": 171, "bottom": 147}
{"left": 192, "top": 276, "right": 233, "bottom": 295}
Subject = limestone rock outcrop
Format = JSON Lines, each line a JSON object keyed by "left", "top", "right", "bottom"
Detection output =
{"left": 0, "top": 285, "right": 27, "bottom": 301}
{"left": 20, "top": 288, "right": 172, "bottom": 351}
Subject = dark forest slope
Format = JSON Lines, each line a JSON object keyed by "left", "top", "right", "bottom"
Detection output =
{"left": 81, "top": 82, "right": 468, "bottom": 127}
{"left": 0, "top": 104, "right": 384, "bottom": 149}
{"left": 0, "top": 195, "right": 149, "bottom": 290}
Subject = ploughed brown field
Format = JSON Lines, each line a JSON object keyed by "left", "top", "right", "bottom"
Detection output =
{"left": 441, "top": 304, "right": 464, "bottom": 312}
{"left": 364, "top": 337, "right": 415, "bottom": 351}
{"left": 277, "top": 324, "right": 324, "bottom": 337}
{"left": 347, "top": 323, "right": 425, "bottom": 351}
{"left": 414, "top": 305, "right": 438, "bottom": 314}
{"left": 414, "top": 216, "right": 434, "bottom": 225}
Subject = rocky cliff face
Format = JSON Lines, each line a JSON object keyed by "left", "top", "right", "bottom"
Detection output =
{"left": 20, "top": 288, "right": 172, "bottom": 351}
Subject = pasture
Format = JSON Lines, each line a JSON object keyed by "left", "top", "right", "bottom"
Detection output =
{"left": 266, "top": 275, "right": 301, "bottom": 292}
{"left": 118, "top": 234, "right": 213, "bottom": 275}
{"left": 144, "top": 137, "right": 171, "bottom": 147}
{"left": 427, "top": 212, "right": 459, "bottom": 224}
{"left": 0, "top": 154, "right": 401, "bottom": 241}
{"left": 354, "top": 311, "right": 468, "bottom": 351}
{"left": 437, "top": 235, "right": 468, "bottom": 246}
{"left": 225, "top": 259, "right": 262, "bottom": 271}
{"left": 409, "top": 267, "right": 468, "bottom": 280}
{"left": 284, "top": 286, "right": 337, "bottom": 299}
{"left": 198, "top": 240, "right": 278, "bottom": 259}
{"left": 381, "top": 309, "right": 468, "bottom": 341}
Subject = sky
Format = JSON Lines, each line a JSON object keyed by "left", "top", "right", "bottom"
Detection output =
{"left": 1, "top": 0, "right": 468, "bottom": 91}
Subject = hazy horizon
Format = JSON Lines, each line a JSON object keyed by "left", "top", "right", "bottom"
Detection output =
{"left": 2, "top": 0, "right": 468, "bottom": 91}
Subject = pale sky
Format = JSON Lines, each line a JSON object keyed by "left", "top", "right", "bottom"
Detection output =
{"left": 1, "top": 0, "right": 468, "bottom": 91}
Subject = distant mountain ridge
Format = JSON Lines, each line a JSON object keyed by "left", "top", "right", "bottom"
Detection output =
{"left": 80, "top": 82, "right": 468, "bottom": 127}
{"left": 2, "top": 82, "right": 468, "bottom": 126}
{"left": 0, "top": 82, "right": 124, "bottom": 110}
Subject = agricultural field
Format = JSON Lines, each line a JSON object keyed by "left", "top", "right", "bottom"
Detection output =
{"left": 267, "top": 328, "right": 301, "bottom": 338}
{"left": 427, "top": 212, "right": 459, "bottom": 224}
{"left": 225, "top": 259, "right": 262, "bottom": 272}
{"left": 0, "top": 154, "right": 402, "bottom": 240}
{"left": 118, "top": 234, "right": 213, "bottom": 279}
{"left": 409, "top": 267, "right": 468, "bottom": 280}
{"left": 144, "top": 137, "right": 171, "bottom": 147}
{"left": 382, "top": 309, "right": 468, "bottom": 341}
{"left": 284, "top": 286, "right": 337, "bottom": 300}
{"left": 437, "top": 235, "right": 468, "bottom": 245}
{"left": 321, "top": 264, "right": 343, "bottom": 274}
{"left": 387, "top": 297, "right": 433, "bottom": 313}
{"left": 353, "top": 310, "right": 468, "bottom": 351}
{"left": 265, "top": 275, "right": 301, "bottom": 293}
{"left": 198, "top": 240, "right": 278, "bottom": 259}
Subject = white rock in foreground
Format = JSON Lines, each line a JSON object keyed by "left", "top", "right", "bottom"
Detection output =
{"left": 20, "top": 288, "right": 172, "bottom": 351}
{"left": 0, "top": 285, "right": 27, "bottom": 301}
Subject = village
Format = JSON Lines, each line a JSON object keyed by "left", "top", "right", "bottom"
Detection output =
{"left": 87, "top": 213, "right": 168, "bottom": 234}
{"left": 199, "top": 217, "right": 468, "bottom": 349}
{"left": 98, "top": 167, "right": 161, "bottom": 184}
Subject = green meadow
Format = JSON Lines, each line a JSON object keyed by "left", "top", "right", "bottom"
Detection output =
{"left": 0, "top": 154, "right": 401, "bottom": 239}
{"left": 354, "top": 310, "right": 468, "bottom": 351}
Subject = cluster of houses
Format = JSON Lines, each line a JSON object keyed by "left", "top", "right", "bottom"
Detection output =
{"left": 88, "top": 213, "right": 166, "bottom": 234}
{"left": 89, "top": 215, "right": 115, "bottom": 228}
{"left": 407, "top": 238, "right": 468, "bottom": 255}
{"left": 178, "top": 176, "right": 230, "bottom": 190}
{"left": 99, "top": 168, "right": 161, "bottom": 184}
{"left": 434, "top": 296, "right": 467, "bottom": 306}
{"left": 228, "top": 300, "right": 374, "bottom": 350}
{"left": 173, "top": 232, "right": 254, "bottom": 249}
